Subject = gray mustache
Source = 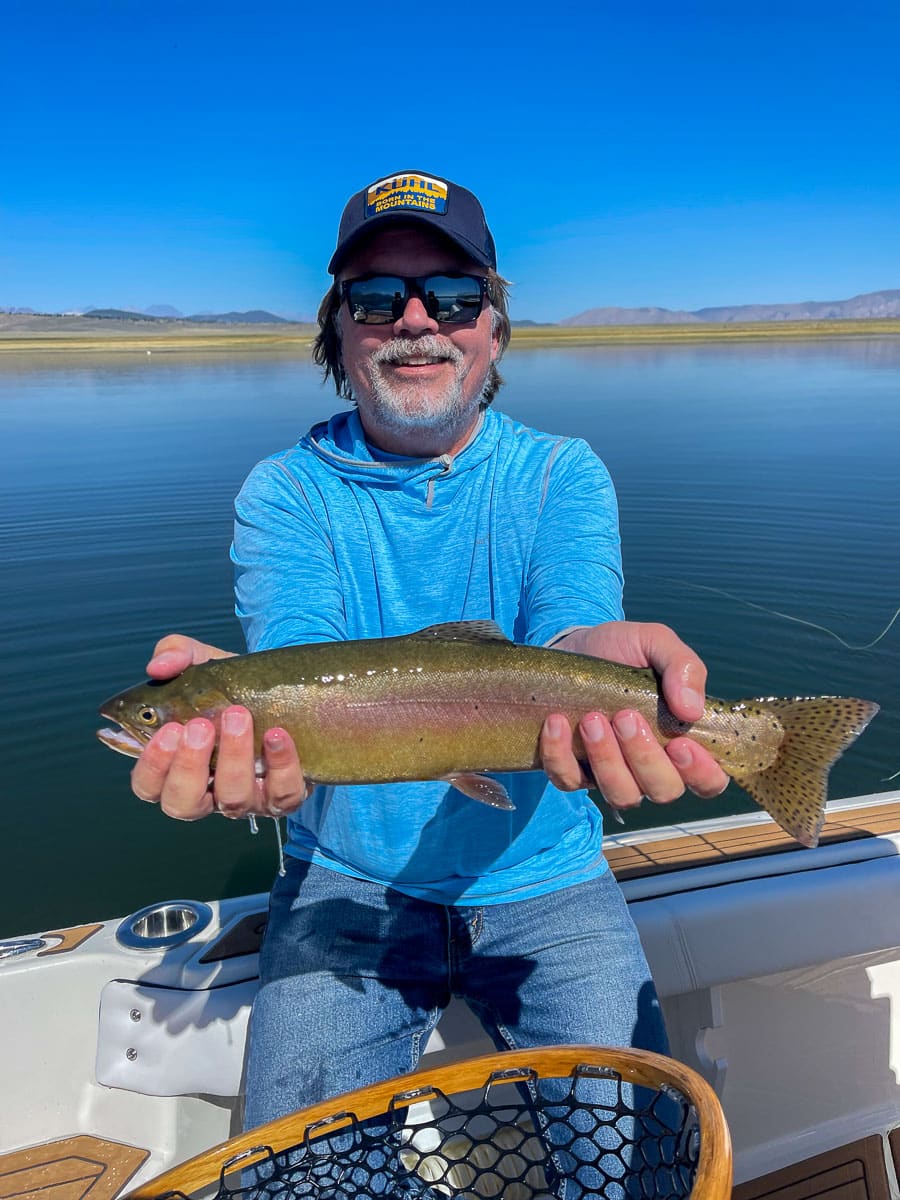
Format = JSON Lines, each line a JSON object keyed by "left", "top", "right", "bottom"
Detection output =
{"left": 372, "top": 336, "right": 463, "bottom": 367}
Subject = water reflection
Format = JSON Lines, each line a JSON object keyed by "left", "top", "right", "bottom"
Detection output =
{"left": 1, "top": 339, "right": 897, "bottom": 936}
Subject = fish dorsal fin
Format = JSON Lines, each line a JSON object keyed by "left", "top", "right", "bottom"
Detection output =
{"left": 410, "top": 620, "right": 511, "bottom": 644}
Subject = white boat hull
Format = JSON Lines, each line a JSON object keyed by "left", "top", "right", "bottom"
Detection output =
{"left": 3, "top": 789, "right": 900, "bottom": 1196}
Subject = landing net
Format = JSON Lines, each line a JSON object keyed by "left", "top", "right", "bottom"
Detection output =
{"left": 158, "top": 1063, "right": 702, "bottom": 1199}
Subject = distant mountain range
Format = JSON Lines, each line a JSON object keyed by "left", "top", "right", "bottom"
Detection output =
{"left": 3, "top": 289, "right": 899, "bottom": 327}
{"left": 81, "top": 307, "right": 292, "bottom": 324}
{"left": 561, "top": 289, "right": 900, "bottom": 326}
{"left": 0, "top": 305, "right": 304, "bottom": 323}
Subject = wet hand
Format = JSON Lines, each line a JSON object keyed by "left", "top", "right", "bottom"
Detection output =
{"left": 131, "top": 634, "right": 307, "bottom": 820}
{"left": 131, "top": 707, "right": 307, "bottom": 821}
{"left": 540, "top": 621, "right": 729, "bottom": 809}
{"left": 145, "top": 633, "right": 237, "bottom": 679}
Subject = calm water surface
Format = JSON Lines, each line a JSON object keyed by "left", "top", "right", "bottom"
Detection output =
{"left": 2, "top": 339, "right": 898, "bottom": 936}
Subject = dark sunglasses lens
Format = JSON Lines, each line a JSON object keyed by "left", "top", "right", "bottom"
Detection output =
{"left": 422, "top": 276, "right": 485, "bottom": 323}
{"left": 344, "top": 275, "right": 486, "bottom": 324}
{"left": 345, "top": 277, "right": 406, "bottom": 324}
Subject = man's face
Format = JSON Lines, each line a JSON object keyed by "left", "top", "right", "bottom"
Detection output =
{"left": 337, "top": 225, "right": 499, "bottom": 455}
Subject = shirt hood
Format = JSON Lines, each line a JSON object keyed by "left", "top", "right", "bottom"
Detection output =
{"left": 299, "top": 408, "right": 502, "bottom": 505}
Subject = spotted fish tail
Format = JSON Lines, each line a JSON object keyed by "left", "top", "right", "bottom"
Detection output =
{"left": 732, "top": 696, "right": 879, "bottom": 848}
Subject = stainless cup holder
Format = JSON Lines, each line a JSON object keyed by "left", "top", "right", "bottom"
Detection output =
{"left": 116, "top": 900, "right": 213, "bottom": 950}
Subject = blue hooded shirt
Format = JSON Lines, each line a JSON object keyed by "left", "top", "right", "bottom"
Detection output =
{"left": 231, "top": 406, "right": 624, "bottom": 904}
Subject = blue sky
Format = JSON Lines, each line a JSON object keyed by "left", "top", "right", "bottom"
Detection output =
{"left": 2, "top": 1, "right": 898, "bottom": 323}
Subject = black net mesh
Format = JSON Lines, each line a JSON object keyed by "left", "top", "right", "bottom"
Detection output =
{"left": 160, "top": 1065, "right": 703, "bottom": 1199}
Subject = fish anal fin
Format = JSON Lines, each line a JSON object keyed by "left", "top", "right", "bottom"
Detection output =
{"left": 445, "top": 773, "right": 515, "bottom": 810}
{"left": 410, "top": 621, "right": 511, "bottom": 644}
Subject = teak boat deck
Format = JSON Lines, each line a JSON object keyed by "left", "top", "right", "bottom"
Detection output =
{"left": 604, "top": 800, "right": 900, "bottom": 880}
{"left": 0, "top": 1137, "right": 149, "bottom": 1200}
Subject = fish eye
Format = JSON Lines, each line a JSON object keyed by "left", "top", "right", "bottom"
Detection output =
{"left": 138, "top": 707, "right": 160, "bottom": 726}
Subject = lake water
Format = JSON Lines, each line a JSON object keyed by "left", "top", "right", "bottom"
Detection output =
{"left": 2, "top": 338, "right": 898, "bottom": 937}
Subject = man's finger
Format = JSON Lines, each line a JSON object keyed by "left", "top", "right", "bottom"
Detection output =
{"left": 578, "top": 713, "right": 643, "bottom": 809}
{"left": 631, "top": 623, "right": 708, "bottom": 723}
{"left": 539, "top": 714, "right": 591, "bottom": 792}
{"left": 147, "top": 634, "right": 236, "bottom": 678}
{"left": 262, "top": 727, "right": 306, "bottom": 815}
{"left": 159, "top": 718, "right": 217, "bottom": 820}
{"left": 666, "top": 738, "right": 730, "bottom": 798}
{"left": 212, "top": 707, "right": 258, "bottom": 818}
{"left": 610, "top": 710, "right": 685, "bottom": 805}
{"left": 131, "top": 723, "right": 183, "bottom": 803}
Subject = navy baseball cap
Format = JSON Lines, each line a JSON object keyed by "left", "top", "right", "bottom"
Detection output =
{"left": 328, "top": 170, "right": 497, "bottom": 275}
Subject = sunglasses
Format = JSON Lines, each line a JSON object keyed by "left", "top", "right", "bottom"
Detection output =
{"left": 340, "top": 273, "right": 488, "bottom": 325}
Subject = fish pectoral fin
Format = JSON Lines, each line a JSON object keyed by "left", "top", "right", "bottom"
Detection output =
{"left": 445, "top": 773, "right": 515, "bottom": 811}
{"left": 410, "top": 620, "right": 511, "bottom": 644}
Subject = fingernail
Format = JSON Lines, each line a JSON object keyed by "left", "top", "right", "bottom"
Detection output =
{"left": 680, "top": 687, "right": 704, "bottom": 716}
{"left": 613, "top": 712, "right": 638, "bottom": 740}
{"left": 668, "top": 741, "right": 693, "bottom": 768}
{"left": 582, "top": 714, "right": 605, "bottom": 744}
{"left": 156, "top": 724, "right": 181, "bottom": 752}
{"left": 184, "top": 720, "right": 212, "bottom": 749}
{"left": 547, "top": 714, "right": 566, "bottom": 739}
{"left": 222, "top": 708, "right": 250, "bottom": 736}
{"left": 264, "top": 728, "right": 287, "bottom": 752}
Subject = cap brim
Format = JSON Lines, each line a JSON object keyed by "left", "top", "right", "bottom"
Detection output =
{"left": 328, "top": 209, "right": 494, "bottom": 275}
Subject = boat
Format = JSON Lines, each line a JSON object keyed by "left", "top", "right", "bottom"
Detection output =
{"left": 3, "top": 786, "right": 900, "bottom": 1198}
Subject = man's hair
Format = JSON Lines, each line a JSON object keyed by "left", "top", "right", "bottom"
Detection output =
{"left": 312, "top": 270, "right": 512, "bottom": 405}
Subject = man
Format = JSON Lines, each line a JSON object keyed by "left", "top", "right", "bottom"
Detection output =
{"left": 131, "top": 170, "right": 727, "bottom": 1129}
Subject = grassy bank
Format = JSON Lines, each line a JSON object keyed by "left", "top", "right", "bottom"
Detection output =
{"left": 0, "top": 333, "right": 317, "bottom": 352}
{"left": 0, "top": 315, "right": 318, "bottom": 353}
{"left": 508, "top": 318, "right": 900, "bottom": 346}
{"left": 0, "top": 315, "right": 898, "bottom": 353}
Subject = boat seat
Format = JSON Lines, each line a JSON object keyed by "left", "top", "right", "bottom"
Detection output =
{"left": 632, "top": 852, "right": 900, "bottom": 997}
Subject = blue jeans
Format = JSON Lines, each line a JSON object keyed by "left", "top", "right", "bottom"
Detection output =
{"left": 244, "top": 858, "right": 667, "bottom": 1130}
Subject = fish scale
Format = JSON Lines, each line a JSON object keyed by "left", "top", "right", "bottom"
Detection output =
{"left": 98, "top": 620, "right": 879, "bottom": 848}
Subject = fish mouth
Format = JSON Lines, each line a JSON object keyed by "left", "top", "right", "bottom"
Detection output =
{"left": 97, "top": 699, "right": 152, "bottom": 759}
{"left": 96, "top": 725, "right": 146, "bottom": 758}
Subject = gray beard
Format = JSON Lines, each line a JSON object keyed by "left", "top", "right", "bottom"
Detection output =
{"left": 365, "top": 335, "right": 479, "bottom": 438}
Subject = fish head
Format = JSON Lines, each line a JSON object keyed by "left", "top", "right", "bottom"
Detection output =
{"left": 97, "top": 674, "right": 231, "bottom": 759}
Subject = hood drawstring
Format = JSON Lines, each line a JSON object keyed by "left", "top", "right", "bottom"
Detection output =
{"left": 426, "top": 453, "right": 454, "bottom": 510}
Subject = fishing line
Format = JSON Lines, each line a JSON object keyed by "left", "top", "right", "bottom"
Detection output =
{"left": 273, "top": 817, "right": 286, "bottom": 876}
{"left": 244, "top": 812, "right": 286, "bottom": 874}
{"left": 636, "top": 576, "right": 899, "bottom": 651}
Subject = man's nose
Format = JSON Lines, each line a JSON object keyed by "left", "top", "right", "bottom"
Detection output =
{"left": 393, "top": 293, "right": 440, "bottom": 336}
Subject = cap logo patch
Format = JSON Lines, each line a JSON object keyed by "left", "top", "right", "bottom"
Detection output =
{"left": 365, "top": 173, "right": 448, "bottom": 218}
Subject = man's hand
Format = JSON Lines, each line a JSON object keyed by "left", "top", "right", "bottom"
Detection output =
{"left": 130, "top": 634, "right": 307, "bottom": 821}
{"left": 539, "top": 621, "right": 729, "bottom": 810}
{"left": 144, "top": 632, "right": 236, "bottom": 679}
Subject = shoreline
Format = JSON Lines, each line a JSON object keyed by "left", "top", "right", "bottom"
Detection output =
{"left": 508, "top": 318, "right": 900, "bottom": 346}
{"left": 0, "top": 316, "right": 898, "bottom": 353}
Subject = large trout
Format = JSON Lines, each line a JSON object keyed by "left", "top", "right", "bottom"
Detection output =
{"left": 98, "top": 620, "right": 878, "bottom": 848}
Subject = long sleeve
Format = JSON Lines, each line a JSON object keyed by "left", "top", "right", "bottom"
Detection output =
{"left": 231, "top": 458, "right": 346, "bottom": 652}
{"left": 522, "top": 438, "right": 624, "bottom": 646}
